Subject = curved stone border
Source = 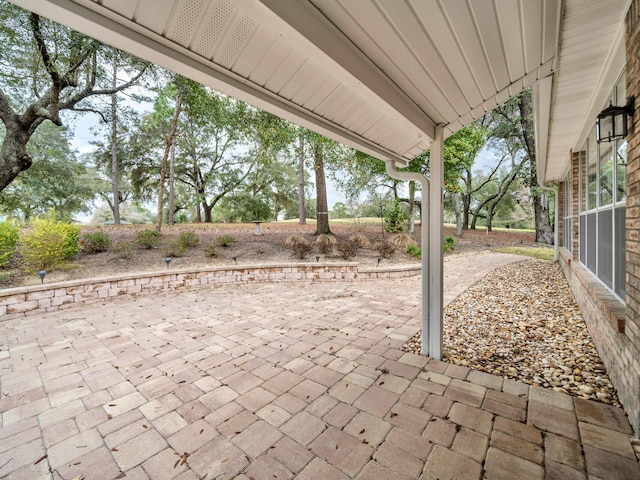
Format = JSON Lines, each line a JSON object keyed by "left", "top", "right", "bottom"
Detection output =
{"left": 0, "top": 262, "right": 421, "bottom": 320}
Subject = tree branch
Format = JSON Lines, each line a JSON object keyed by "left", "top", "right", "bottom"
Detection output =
{"left": 0, "top": 89, "right": 17, "bottom": 126}
{"left": 71, "top": 107, "right": 108, "bottom": 123}
{"left": 60, "top": 65, "right": 149, "bottom": 111}
{"left": 30, "top": 14, "right": 60, "bottom": 84}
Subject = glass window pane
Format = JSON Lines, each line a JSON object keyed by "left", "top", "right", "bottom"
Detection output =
{"left": 580, "top": 215, "right": 586, "bottom": 264}
{"left": 598, "top": 209, "right": 613, "bottom": 288}
{"left": 615, "top": 206, "right": 626, "bottom": 298}
{"left": 617, "top": 140, "right": 627, "bottom": 203}
{"left": 599, "top": 141, "right": 613, "bottom": 206}
{"left": 587, "top": 135, "right": 597, "bottom": 210}
{"left": 587, "top": 212, "right": 597, "bottom": 273}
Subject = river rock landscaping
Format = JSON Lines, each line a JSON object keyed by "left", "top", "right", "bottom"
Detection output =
{"left": 403, "top": 258, "right": 620, "bottom": 406}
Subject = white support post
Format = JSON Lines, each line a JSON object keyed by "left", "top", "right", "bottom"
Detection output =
{"left": 428, "top": 125, "right": 444, "bottom": 360}
{"left": 420, "top": 180, "right": 430, "bottom": 357}
{"left": 384, "top": 161, "right": 430, "bottom": 356}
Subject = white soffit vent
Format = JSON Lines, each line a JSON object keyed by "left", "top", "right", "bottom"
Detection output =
{"left": 193, "top": 0, "right": 237, "bottom": 58}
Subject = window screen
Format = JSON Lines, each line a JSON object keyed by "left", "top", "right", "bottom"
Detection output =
{"left": 598, "top": 209, "right": 613, "bottom": 289}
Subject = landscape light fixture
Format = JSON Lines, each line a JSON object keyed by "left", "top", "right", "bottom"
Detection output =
{"left": 316, "top": 255, "right": 320, "bottom": 262}
{"left": 164, "top": 257, "right": 171, "bottom": 268}
{"left": 38, "top": 270, "right": 47, "bottom": 284}
{"left": 376, "top": 257, "right": 382, "bottom": 267}
{"left": 596, "top": 96, "right": 635, "bottom": 143}
{"left": 232, "top": 255, "right": 238, "bottom": 264}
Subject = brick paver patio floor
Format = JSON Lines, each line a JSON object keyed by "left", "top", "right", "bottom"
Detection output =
{"left": 1, "top": 253, "right": 638, "bottom": 479}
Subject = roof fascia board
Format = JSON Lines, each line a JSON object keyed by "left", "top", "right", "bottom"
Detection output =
{"left": 9, "top": 0, "right": 411, "bottom": 164}
{"left": 257, "top": 0, "right": 436, "bottom": 141}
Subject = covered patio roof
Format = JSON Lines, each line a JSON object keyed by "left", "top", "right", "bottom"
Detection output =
{"left": 10, "top": 0, "right": 631, "bottom": 178}
{"left": 9, "top": 0, "right": 562, "bottom": 165}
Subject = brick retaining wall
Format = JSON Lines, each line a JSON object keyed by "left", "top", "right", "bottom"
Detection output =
{"left": 0, "top": 263, "right": 421, "bottom": 321}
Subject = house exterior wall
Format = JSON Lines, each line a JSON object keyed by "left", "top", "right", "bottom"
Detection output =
{"left": 560, "top": 0, "right": 639, "bottom": 436}
{"left": 557, "top": 0, "right": 640, "bottom": 437}
{"left": 627, "top": 0, "right": 640, "bottom": 328}
{"left": 624, "top": 0, "right": 640, "bottom": 437}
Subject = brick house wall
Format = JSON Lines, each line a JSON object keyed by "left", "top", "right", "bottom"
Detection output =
{"left": 625, "top": 0, "right": 640, "bottom": 437}
{"left": 627, "top": 0, "right": 640, "bottom": 328}
{"left": 557, "top": 0, "right": 640, "bottom": 437}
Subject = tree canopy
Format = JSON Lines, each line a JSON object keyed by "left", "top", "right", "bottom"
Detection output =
{"left": 0, "top": 2, "right": 150, "bottom": 192}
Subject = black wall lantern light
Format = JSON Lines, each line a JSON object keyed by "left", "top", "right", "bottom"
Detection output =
{"left": 596, "top": 96, "right": 635, "bottom": 143}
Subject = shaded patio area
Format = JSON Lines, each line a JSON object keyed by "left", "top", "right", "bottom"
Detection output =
{"left": 1, "top": 253, "right": 638, "bottom": 480}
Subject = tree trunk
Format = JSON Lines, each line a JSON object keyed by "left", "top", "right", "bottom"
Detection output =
{"left": 0, "top": 109, "right": 34, "bottom": 193}
{"left": 408, "top": 180, "right": 415, "bottom": 234}
{"left": 519, "top": 90, "right": 554, "bottom": 244}
{"left": 313, "top": 142, "right": 331, "bottom": 235}
{"left": 462, "top": 169, "right": 472, "bottom": 229}
{"left": 486, "top": 208, "right": 493, "bottom": 232}
{"left": 470, "top": 210, "right": 479, "bottom": 229}
{"left": 203, "top": 203, "right": 213, "bottom": 223}
{"left": 167, "top": 139, "right": 175, "bottom": 225}
{"left": 298, "top": 135, "right": 306, "bottom": 224}
{"left": 110, "top": 60, "right": 120, "bottom": 225}
{"left": 453, "top": 192, "right": 463, "bottom": 236}
{"left": 533, "top": 190, "right": 554, "bottom": 244}
{"left": 392, "top": 180, "right": 399, "bottom": 200}
{"left": 156, "top": 93, "right": 182, "bottom": 232}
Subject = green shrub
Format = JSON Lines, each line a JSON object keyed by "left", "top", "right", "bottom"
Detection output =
{"left": 347, "top": 233, "right": 370, "bottom": 249}
{"left": 315, "top": 234, "right": 336, "bottom": 255}
{"left": 111, "top": 241, "right": 134, "bottom": 259}
{"left": 20, "top": 218, "right": 80, "bottom": 273}
{"left": 163, "top": 239, "right": 187, "bottom": 257}
{"left": 336, "top": 240, "right": 359, "bottom": 260}
{"left": 81, "top": 231, "right": 111, "bottom": 254}
{"left": 384, "top": 199, "right": 408, "bottom": 233}
{"left": 136, "top": 229, "right": 161, "bottom": 249}
{"left": 0, "top": 221, "right": 19, "bottom": 268}
{"left": 406, "top": 244, "right": 422, "bottom": 258}
{"left": 444, "top": 235, "right": 456, "bottom": 253}
{"left": 375, "top": 240, "right": 396, "bottom": 259}
{"left": 178, "top": 231, "right": 200, "bottom": 248}
{"left": 215, "top": 234, "right": 235, "bottom": 247}
{"left": 203, "top": 242, "right": 218, "bottom": 258}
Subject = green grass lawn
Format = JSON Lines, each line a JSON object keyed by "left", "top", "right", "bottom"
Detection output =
{"left": 494, "top": 246, "right": 554, "bottom": 261}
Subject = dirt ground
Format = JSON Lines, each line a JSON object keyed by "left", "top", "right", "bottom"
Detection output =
{"left": 3, "top": 221, "right": 538, "bottom": 288}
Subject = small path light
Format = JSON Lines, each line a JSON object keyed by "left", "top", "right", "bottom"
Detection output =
{"left": 232, "top": 255, "right": 238, "bottom": 264}
{"left": 38, "top": 270, "right": 47, "bottom": 284}
{"left": 316, "top": 255, "right": 320, "bottom": 262}
{"left": 164, "top": 257, "right": 171, "bottom": 268}
{"left": 376, "top": 257, "right": 382, "bottom": 267}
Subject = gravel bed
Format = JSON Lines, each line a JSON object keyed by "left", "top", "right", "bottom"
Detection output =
{"left": 402, "top": 259, "right": 620, "bottom": 406}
